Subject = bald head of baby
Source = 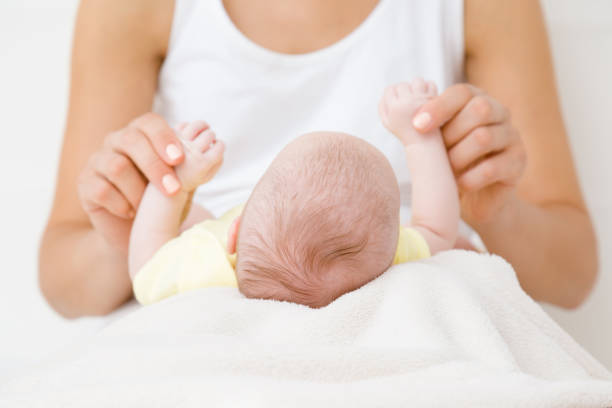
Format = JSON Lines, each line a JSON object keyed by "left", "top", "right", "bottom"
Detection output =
{"left": 235, "top": 132, "right": 400, "bottom": 308}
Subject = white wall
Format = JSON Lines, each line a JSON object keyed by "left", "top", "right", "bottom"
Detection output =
{"left": 540, "top": 0, "right": 612, "bottom": 367}
{"left": 0, "top": 0, "right": 112, "bottom": 382}
{"left": 0, "top": 0, "right": 610, "bottom": 380}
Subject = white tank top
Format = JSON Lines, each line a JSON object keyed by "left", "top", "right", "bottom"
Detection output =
{"left": 156, "top": 0, "right": 465, "bottom": 226}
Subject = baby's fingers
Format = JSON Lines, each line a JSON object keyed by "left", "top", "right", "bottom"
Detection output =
{"left": 205, "top": 140, "right": 225, "bottom": 164}
{"left": 187, "top": 140, "right": 225, "bottom": 187}
{"left": 194, "top": 130, "right": 217, "bottom": 153}
{"left": 180, "top": 121, "right": 210, "bottom": 142}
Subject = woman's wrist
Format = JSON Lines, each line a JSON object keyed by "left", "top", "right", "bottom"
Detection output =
{"left": 467, "top": 190, "right": 597, "bottom": 307}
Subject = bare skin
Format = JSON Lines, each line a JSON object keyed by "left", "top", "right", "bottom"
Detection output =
{"left": 40, "top": 0, "right": 596, "bottom": 318}
{"left": 379, "top": 79, "right": 460, "bottom": 254}
{"left": 129, "top": 122, "right": 224, "bottom": 279}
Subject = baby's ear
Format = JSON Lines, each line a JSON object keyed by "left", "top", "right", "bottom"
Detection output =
{"left": 227, "top": 216, "right": 241, "bottom": 254}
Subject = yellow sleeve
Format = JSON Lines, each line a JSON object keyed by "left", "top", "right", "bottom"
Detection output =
{"left": 133, "top": 223, "right": 238, "bottom": 305}
{"left": 393, "top": 227, "right": 431, "bottom": 265}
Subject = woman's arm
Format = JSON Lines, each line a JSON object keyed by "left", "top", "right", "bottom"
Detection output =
{"left": 39, "top": 0, "right": 175, "bottom": 318}
{"left": 464, "top": 0, "right": 597, "bottom": 308}
{"left": 416, "top": 0, "right": 597, "bottom": 308}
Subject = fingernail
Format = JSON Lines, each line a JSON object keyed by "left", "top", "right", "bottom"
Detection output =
{"left": 166, "top": 144, "right": 182, "bottom": 161}
{"left": 162, "top": 174, "right": 180, "bottom": 194}
{"left": 413, "top": 112, "right": 431, "bottom": 129}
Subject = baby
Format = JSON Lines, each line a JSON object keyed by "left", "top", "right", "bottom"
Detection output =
{"left": 128, "top": 78, "right": 459, "bottom": 308}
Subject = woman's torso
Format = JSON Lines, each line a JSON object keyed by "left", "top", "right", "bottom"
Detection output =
{"left": 155, "top": 0, "right": 464, "bottom": 224}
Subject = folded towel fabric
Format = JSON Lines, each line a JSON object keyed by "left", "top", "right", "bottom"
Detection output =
{"left": 2, "top": 250, "right": 612, "bottom": 407}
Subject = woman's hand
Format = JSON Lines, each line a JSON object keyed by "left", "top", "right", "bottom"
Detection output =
{"left": 412, "top": 84, "right": 527, "bottom": 225}
{"left": 77, "top": 112, "right": 185, "bottom": 253}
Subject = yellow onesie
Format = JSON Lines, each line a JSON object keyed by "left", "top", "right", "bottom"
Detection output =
{"left": 133, "top": 204, "right": 431, "bottom": 305}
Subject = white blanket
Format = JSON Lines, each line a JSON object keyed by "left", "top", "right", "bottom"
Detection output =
{"left": 2, "top": 251, "right": 612, "bottom": 407}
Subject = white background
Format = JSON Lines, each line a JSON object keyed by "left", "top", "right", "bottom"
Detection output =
{"left": 0, "top": 0, "right": 611, "bottom": 381}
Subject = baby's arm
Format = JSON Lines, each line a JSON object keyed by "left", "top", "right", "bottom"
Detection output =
{"left": 128, "top": 186, "right": 190, "bottom": 280}
{"left": 128, "top": 121, "right": 225, "bottom": 279}
{"left": 404, "top": 131, "right": 459, "bottom": 253}
{"left": 379, "top": 79, "right": 460, "bottom": 254}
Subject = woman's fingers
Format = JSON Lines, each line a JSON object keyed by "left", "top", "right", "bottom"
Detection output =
{"left": 92, "top": 151, "right": 147, "bottom": 209}
{"left": 129, "top": 112, "right": 184, "bottom": 165}
{"left": 441, "top": 95, "right": 510, "bottom": 148}
{"left": 193, "top": 129, "right": 217, "bottom": 153}
{"left": 78, "top": 171, "right": 134, "bottom": 219}
{"left": 448, "top": 124, "right": 518, "bottom": 173}
{"left": 105, "top": 127, "right": 181, "bottom": 195}
{"left": 412, "top": 83, "right": 483, "bottom": 133}
{"left": 458, "top": 145, "right": 527, "bottom": 192}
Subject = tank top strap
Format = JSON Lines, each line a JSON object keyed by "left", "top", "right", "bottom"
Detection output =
{"left": 166, "top": 0, "right": 219, "bottom": 59}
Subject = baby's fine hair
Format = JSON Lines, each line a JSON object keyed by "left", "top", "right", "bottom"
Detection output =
{"left": 235, "top": 132, "right": 400, "bottom": 307}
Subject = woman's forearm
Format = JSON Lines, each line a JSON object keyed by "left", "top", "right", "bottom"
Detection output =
{"left": 473, "top": 194, "right": 598, "bottom": 309}
{"left": 39, "top": 223, "right": 133, "bottom": 318}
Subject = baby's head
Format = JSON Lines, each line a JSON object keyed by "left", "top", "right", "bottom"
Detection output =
{"left": 232, "top": 132, "right": 400, "bottom": 307}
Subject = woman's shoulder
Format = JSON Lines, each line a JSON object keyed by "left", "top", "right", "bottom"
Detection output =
{"left": 76, "top": 0, "right": 174, "bottom": 59}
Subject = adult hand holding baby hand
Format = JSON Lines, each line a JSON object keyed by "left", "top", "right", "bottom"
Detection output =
{"left": 77, "top": 112, "right": 187, "bottom": 253}
{"left": 412, "top": 84, "right": 527, "bottom": 224}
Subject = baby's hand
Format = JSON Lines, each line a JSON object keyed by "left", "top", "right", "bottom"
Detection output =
{"left": 174, "top": 121, "right": 225, "bottom": 192}
{"left": 379, "top": 78, "right": 440, "bottom": 146}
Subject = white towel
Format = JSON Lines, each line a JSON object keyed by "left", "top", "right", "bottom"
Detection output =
{"left": 2, "top": 250, "right": 612, "bottom": 407}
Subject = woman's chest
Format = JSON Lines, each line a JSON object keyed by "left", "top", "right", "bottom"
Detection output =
{"left": 221, "top": 0, "right": 379, "bottom": 54}
{"left": 157, "top": 0, "right": 465, "bottom": 215}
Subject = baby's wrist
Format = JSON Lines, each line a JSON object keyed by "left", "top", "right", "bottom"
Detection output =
{"left": 173, "top": 189, "right": 191, "bottom": 202}
{"left": 403, "top": 134, "right": 444, "bottom": 154}
{"left": 175, "top": 175, "right": 216, "bottom": 194}
{"left": 179, "top": 185, "right": 197, "bottom": 194}
{"left": 157, "top": 184, "right": 191, "bottom": 206}
{"left": 179, "top": 191, "right": 195, "bottom": 224}
{"left": 176, "top": 176, "right": 205, "bottom": 194}
{"left": 397, "top": 127, "right": 443, "bottom": 148}
{"left": 168, "top": 189, "right": 193, "bottom": 224}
